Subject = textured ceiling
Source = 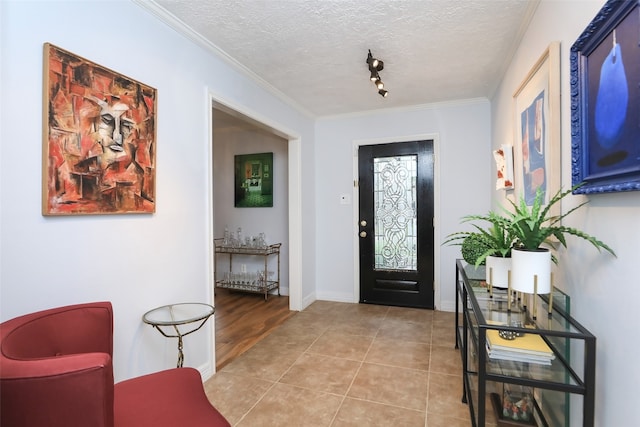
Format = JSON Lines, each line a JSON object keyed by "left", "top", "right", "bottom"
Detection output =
{"left": 144, "top": 0, "right": 538, "bottom": 118}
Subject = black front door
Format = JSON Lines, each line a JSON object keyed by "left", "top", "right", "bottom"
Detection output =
{"left": 358, "top": 140, "right": 434, "bottom": 309}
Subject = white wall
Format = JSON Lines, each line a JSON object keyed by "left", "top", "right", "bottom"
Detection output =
{"left": 491, "top": 1, "right": 640, "bottom": 425}
{"left": 315, "top": 101, "right": 492, "bottom": 310}
{"left": 0, "top": 0, "right": 315, "bottom": 382}
{"left": 212, "top": 123, "right": 289, "bottom": 293}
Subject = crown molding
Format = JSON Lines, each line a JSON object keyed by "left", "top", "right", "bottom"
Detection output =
{"left": 132, "top": 0, "right": 316, "bottom": 119}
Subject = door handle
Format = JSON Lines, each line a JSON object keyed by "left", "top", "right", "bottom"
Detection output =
{"left": 359, "top": 231, "right": 367, "bottom": 238}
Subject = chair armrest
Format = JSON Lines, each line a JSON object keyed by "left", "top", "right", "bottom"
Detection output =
{"left": 1, "top": 352, "right": 115, "bottom": 427}
{"left": 1, "top": 302, "right": 116, "bottom": 427}
{"left": 1, "top": 302, "right": 113, "bottom": 358}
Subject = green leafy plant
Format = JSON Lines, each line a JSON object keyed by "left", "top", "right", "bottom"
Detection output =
{"left": 444, "top": 183, "right": 616, "bottom": 266}
{"left": 460, "top": 233, "right": 492, "bottom": 266}
{"left": 504, "top": 184, "right": 616, "bottom": 260}
{"left": 444, "top": 211, "right": 516, "bottom": 267}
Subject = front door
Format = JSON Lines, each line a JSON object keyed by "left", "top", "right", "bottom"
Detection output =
{"left": 358, "top": 140, "right": 434, "bottom": 309}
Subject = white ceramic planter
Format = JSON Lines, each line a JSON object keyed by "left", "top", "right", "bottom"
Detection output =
{"left": 511, "top": 248, "right": 551, "bottom": 294}
{"left": 485, "top": 255, "right": 511, "bottom": 288}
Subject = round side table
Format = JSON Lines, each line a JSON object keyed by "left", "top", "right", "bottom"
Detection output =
{"left": 142, "top": 302, "right": 215, "bottom": 368}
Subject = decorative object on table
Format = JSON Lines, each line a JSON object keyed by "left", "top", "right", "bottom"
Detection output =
{"left": 486, "top": 254, "right": 512, "bottom": 290}
{"left": 234, "top": 152, "right": 273, "bottom": 207}
{"left": 505, "top": 184, "right": 616, "bottom": 317}
{"left": 444, "top": 212, "right": 514, "bottom": 267}
{"left": 42, "top": 43, "right": 157, "bottom": 215}
{"left": 494, "top": 144, "right": 514, "bottom": 190}
{"left": 447, "top": 182, "right": 615, "bottom": 317}
{"left": 570, "top": 0, "right": 640, "bottom": 194}
{"left": 444, "top": 211, "right": 515, "bottom": 299}
{"left": 513, "top": 41, "right": 561, "bottom": 219}
{"left": 486, "top": 328, "right": 555, "bottom": 365}
{"left": 458, "top": 234, "right": 490, "bottom": 280}
{"left": 490, "top": 385, "right": 537, "bottom": 426}
{"left": 142, "top": 303, "right": 215, "bottom": 368}
{"left": 460, "top": 233, "right": 492, "bottom": 266}
{"left": 498, "top": 321, "right": 524, "bottom": 340}
{"left": 221, "top": 226, "right": 268, "bottom": 249}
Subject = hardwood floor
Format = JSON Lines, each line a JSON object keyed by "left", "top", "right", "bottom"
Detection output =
{"left": 214, "top": 287, "right": 296, "bottom": 370}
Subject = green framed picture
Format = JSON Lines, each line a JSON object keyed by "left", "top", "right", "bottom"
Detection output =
{"left": 234, "top": 152, "right": 273, "bottom": 207}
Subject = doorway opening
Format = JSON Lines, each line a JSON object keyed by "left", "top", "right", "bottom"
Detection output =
{"left": 207, "top": 92, "right": 302, "bottom": 371}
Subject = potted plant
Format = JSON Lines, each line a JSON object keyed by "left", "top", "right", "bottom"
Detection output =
{"left": 444, "top": 211, "right": 516, "bottom": 287}
{"left": 504, "top": 184, "right": 616, "bottom": 294}
{"left": 460, "top": 232, "right": 492, "bottom": 267}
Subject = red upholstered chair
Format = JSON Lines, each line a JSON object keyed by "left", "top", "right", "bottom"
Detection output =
{"left": 0, "top": 301, "right": 230, "bottom": 427}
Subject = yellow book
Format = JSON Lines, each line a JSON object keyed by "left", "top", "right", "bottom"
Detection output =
{"left": 486, "top": 329, "right": 553, "bottom": 356}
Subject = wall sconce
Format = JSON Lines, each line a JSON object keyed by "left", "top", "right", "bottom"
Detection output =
{"left": 367, "top": 50, "right": 388, "bottom": 98}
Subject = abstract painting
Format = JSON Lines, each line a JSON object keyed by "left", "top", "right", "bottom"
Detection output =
{"left": 42, "top": 43, "right": 157, "bottom": 215}
{"left": 513, "top": 42, "right": 560, "bottom": 217}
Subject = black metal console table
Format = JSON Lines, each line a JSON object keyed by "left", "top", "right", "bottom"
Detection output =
{"left": 455, "top": 259, "right": 595, "bottom": 426}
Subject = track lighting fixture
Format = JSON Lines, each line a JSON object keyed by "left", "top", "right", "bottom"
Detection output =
{"left": 366, "top": 49, "right": 388, "bottom": 98}
{"left": 367, "top": 50, "right": 383, "bottom": 72}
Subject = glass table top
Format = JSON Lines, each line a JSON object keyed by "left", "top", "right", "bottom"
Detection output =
{"left": 143, "top": 302, "right": 214, "bottom": 326}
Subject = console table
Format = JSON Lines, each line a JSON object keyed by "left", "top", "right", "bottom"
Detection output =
{"left": 455, "top": 259, "right": 595, "bottom": 426}
{"left": 143, "top": 303, "right": 215, "bottom": 368}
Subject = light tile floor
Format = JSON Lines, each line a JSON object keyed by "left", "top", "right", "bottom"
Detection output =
{"left": 205, "top": 300, "right": 496, "bottom": 426}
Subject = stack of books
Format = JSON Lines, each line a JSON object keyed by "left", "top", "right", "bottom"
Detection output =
{"left": 486, "top": 329, "right": 555, "bottom": 365}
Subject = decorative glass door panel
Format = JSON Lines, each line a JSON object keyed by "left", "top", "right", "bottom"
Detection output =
{"left": 373, "top": 155, "right": 417, "bottom": 271}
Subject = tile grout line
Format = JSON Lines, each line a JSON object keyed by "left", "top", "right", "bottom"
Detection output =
{"left": 327, "top": 306, "right": 390, "bottom": 426}
{"left": 232, "top": 317, "right": 332, "bottom": 426}
{"left": 424, "top": 316, "right": 433, "bottom": 427}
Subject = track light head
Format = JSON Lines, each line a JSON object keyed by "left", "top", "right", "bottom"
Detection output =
{"left": 366, "top": 50, "right": 384, "bottom": 71}
{"left": 366, "top": 49, "right": 389, "bottom": 98}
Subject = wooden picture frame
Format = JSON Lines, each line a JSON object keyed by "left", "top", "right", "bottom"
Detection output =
{"left": 513, "top": 42, "right": 561, "bottom": 218}
{"left": 234, "top": 152, "right": 273, "bottom": 207}
{"left": 570, "top": 0, "right": 640, "bottom": 194}
{"left": 43, "top": 43, "right": 157, "bottom": 215}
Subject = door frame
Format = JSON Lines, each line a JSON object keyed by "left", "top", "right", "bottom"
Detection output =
{"left": 352, "top": 133, "right": 442, "bottom": 308}
{"left": 206, "top": 88, "right": 303, "bottom": 372}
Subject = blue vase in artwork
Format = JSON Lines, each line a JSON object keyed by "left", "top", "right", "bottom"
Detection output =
{"left": 594, "top": 42, "right": 628, "bottom": 149}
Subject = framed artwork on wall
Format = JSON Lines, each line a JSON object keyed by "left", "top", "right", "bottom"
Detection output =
{"left": 234, "top": 152, "right": 273, "bottom": 207}
{"left": 42, "top": 43, "right": 157, "bottom": 215}
{"left": 570, "top": 0, "right": 640, "bottom": 194}
{"left": 513, "top": 41, "right": 561, "bottom": 218}
{"left": 493, "top": 144, "right": 514, "bottom": 190}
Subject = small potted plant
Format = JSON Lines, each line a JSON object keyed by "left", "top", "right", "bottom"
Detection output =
{"left": 460, "top": 232, "right": 493, "bottom": 267}
{"left": 444, "top": 211, "right": 516, "bottom": 287}
{"left": 504, "top": 184, "right": 616, "bottom": 294}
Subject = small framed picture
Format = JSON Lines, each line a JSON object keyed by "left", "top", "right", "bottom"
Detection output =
{"left": 234, "top": 152, "right": 273, "bottom": 207}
